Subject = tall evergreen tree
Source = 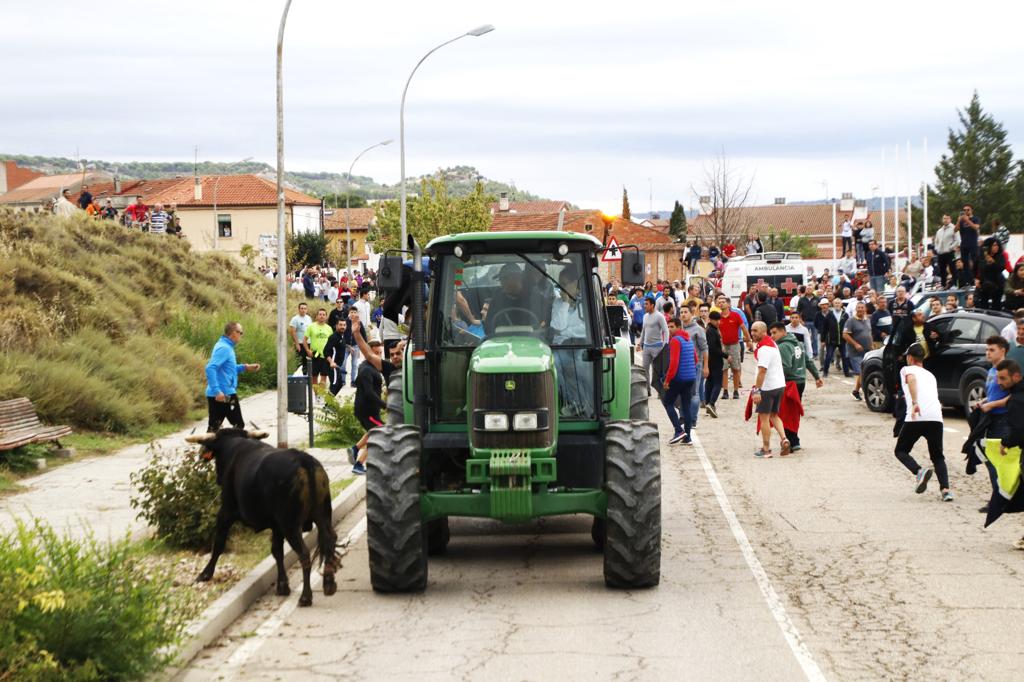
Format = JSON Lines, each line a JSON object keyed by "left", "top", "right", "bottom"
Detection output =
{"left": 621, "top": 187, "right": 631, "bottom": 220}
{"left": 668, "top": 200, "right": 687, "bottom": 242}
{"left": 931, "top": 91, "right": 1021, "bottom": 231}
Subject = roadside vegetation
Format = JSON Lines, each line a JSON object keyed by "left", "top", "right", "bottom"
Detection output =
{"left": 0, "top": 211, "right": 283, "bottom": 446}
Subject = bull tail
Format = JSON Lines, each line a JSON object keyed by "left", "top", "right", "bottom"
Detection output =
{"left": 304, "top": 461, "right": 339, "bottom": 572}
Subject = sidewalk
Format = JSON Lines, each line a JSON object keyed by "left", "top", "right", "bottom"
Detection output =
{"left": 0, "top": 386, "right": 357, "bottom": 542}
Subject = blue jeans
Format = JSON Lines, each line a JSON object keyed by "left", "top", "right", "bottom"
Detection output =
{"left": 870, "top": 275, "right": 886, "bottom": 292}
{"left": 346, "top": 345, "right": 360, "bottom": 382}
{"left": 690, "top": 370, "right": 705, "bottom": 426}
{"left": 808, "top": 325, "right": 819, "bottom": 359}
{"left": 663, "top": 378, "right": 695, "bottom": 437}
{"left": 822, "top": 345, "right": 838, "bottom": 376}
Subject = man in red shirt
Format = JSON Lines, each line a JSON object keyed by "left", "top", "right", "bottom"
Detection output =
{"left": 124, "top": 195, "right": 148, "bottom": 227}
{"left": 715, "top": 293, "right": 753, "bottom": 399}
{"left": 722, "top": 242, "right": 736, "bottom": 260}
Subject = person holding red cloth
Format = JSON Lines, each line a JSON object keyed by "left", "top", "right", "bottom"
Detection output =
{"left": 662, "top": 317, "right": 699, "bottom": 445}
{"left": 747, "top": 321, "right": 789, "bottom": 457}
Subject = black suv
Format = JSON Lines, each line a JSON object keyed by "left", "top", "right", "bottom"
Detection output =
{"left": 860, "top": 308, "right": 1013, "bottom": 417}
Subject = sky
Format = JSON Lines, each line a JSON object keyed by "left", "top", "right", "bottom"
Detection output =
{"left": 3, "top": 0, "right": 1023, "bottom": 214}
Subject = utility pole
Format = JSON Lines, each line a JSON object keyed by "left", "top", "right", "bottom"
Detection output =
{"left": 275, "top": 0, "right": 294, "bottom": 449}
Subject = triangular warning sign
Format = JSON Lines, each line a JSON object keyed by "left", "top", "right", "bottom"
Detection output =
{"left": 602, "top": 236, "right": 623, "bottom": 262}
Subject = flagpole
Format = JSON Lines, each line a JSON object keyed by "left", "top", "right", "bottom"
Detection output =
{"left": 922, "top": 137, "right": 929, "bottom": 249}
{"left": 893, "top": 144, "right": 899, "bottom": 271}
{"left": 906, "top": 139, "right": 912, "bottom": 258}
{"left": 880, "top": 147, "right": 886, "bottom": 250}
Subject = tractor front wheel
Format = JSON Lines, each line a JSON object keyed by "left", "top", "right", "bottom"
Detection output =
{"left": 366, "top": 425, "right": 427, "bottom": 592}
{"left": 603, "top": 420, "right": 661, "bottom": 588}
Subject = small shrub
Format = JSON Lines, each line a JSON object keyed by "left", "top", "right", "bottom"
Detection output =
{"left": 0, "top": 520, "right": 193, "bottom": 680}
{"left": 316, "top": 392, "right": 364, "bottom": 447}
{"left": 0, "top": 443, "right": 51, "bottom": 473}
{"left": 131, "top": 445, "right": 220, "bottom": 550}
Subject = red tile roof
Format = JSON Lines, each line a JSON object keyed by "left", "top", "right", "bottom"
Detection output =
{"left": 3, "top": 161, "right": 45, "bottom": 191}
{"left": 489, "top": 209, "right": 672, "bottom": 245}
{"left": 324, "top": 207, "right": 376, "bottom": 230}
{"left": 143, "top": 175, "right": 321, "bottom": 207}
{"left": 71, "top": 178, "right": 185, "bottom": 205}
{"left": 0, "top": 171, "right": 111, "bottom": 204}
{"left": 687, "top": 203, "right": 900, "bottom": 240}
{"left": 490, "top": 199, "right": 570, "bottom": 214}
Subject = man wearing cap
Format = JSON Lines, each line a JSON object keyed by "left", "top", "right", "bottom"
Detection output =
{"left": 636, "top": 295, "right": 669, "bottom": 396}
{"left": 485, "top": 262, "right": 544, "bottom": 336}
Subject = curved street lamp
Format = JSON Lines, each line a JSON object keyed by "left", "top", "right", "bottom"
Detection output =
{"left": 399, "top": 24, "right": 495, "bottom": 251}
{"left": 275, "top": 0, "right": 294, "bottom": 448}
{"left": 344, "top": 139, "right": 392, "bottom": 275}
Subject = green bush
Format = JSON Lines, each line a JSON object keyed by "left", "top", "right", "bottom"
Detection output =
{"left": 164, "top": 310, "right": 278, "bottom": 393}
{"left": 0, "top": 443, "right": 51, "bottom": 473}
{"left": 315, "top": 392, "right": 364, "bottom": 447}
{"left": 130, "top": 445, "right": 220, "bottom": 550}
{"left": 0, "top": 520, "right": 193, "bottom": 680}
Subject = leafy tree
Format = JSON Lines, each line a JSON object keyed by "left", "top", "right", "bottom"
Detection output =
{"left": 239, "top": 243, "right": 257, "bottom": 268}
{"left": 321, "top": 192, "right": 367, "bottom": 209}
{"left": 669, "top": 200, "right": 687, "bottom": 242}
{"left": 765, "top": 228, "right": 819, "bottom": 259}
{"left": 930, "top": 91, "right": 1021, "bottom": 231}
{"left": 621, "top": 187, "right": 631, "bottom": 220}
{"left": 287, "top": 230, "right": 329, "bottom": 267}
{"left": 371, "top": 176, "right": 492, "bottom": 251}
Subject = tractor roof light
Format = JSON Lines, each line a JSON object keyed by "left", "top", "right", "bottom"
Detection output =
{"left": 555, "top": 242, "right": 569, "bottom": 259}
{"left": 454, "top": 244, "right": 470, "bottom": 262}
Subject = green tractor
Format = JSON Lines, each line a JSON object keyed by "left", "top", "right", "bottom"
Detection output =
{"left": 366, "top": 230, "right": 660, "bottom": 592}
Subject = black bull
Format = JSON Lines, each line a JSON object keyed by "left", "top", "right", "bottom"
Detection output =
{"left": 185, "top": 428, "right": 339, "bottom": 607}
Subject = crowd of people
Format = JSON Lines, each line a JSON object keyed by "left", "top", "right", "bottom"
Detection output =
{"left": 52, "top": 187, "right": 184, "bottom": 236}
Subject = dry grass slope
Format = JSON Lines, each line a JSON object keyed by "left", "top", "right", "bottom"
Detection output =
{"left": 0, "top": 210, "right": 280, "bottom": 433}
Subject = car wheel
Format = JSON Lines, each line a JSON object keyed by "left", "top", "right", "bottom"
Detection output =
{"left": 961, "top": 375, "right": 987, "bottom": 419}
{"left": 863, "top": 368, "right": 891, "bottom": 413}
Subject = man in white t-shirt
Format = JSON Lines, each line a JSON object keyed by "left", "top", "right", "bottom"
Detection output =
{"left": 289, "top": 302, "right": 313, "bottom": 373}
{"left": 1002, "top": 311, "right": 1023, "bottom": 344}
{"left": 750, "top": 321, "right": 789, "bottom": 458}
{"left": 894, "top": 343, "right": 952, "bottom": 501}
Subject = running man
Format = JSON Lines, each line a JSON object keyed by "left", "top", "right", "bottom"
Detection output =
{"left": 306, "top": 308, "right": 333, "bottom": 395}
{"left": 662, "top": 317, "right": 698, "bottom": 445}
{"left": 894, "top": 343, "right": 953, "bottom": 501}
{"left": 204, "top": 321, "right": 260, "bottom": 432}
{"left": 749, "top": 321, "right": 789, "bottom": 458}
{"left": 636, "top": 295, "right": 669, "bottom": 396}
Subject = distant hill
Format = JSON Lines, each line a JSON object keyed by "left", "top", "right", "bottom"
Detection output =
{"left": 0, "top": 154, "right": 549, "bottom": 203}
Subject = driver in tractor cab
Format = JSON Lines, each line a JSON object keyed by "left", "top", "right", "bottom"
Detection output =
{"left": 550, "top": 266, "right": 593, "bottom": 417}
{"left": 484, "top": 262, "right": 545, "bottom": 336}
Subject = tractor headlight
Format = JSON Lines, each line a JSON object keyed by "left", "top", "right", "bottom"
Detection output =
{"left": 513, "top": 412, "right": 539, "bottom": 430}
{"left": 483, "top": 413, "right": 509, "bottom": 431}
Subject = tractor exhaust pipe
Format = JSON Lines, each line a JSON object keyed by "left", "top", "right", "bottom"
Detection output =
{"left": 411, "top": 236, "right": 427, "bottom": 431}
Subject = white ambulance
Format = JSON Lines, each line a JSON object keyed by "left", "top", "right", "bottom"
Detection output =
{"left": 719, "top": 252, "right": 807, "bottom": 309}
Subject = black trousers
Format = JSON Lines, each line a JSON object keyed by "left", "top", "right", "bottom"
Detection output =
{"left": 894, "top": 421, "right": 949, "bottom": 490}
{"left": 784, "top": 382, "right": 806, "bottom": 446}
{"left": 936, "top": 252, "right": 955, "bottom": 287}
{"left": 207, "top": 395, "right": 244, "bottom": 432}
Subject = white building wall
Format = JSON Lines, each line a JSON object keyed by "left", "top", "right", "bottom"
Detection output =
{"left": 292, "top": 205, "right": 321, "bottom": 234}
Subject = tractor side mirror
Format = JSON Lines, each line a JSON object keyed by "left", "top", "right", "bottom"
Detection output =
{"left": 621, "top": 251, "right": 645, "bottom": 286}
{"left": 378, "top": 256, "right": 404, "bottom": 293}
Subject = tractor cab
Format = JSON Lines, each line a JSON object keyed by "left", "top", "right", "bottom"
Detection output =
{"left": 366, "top": 230, "right": 661, "bottom": 593}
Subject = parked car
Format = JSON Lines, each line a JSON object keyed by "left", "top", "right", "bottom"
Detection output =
{"left": 860, "top": 308, "right": 1013, "bottom": 417}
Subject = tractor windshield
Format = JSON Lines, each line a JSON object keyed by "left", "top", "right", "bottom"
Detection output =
{"left": 436, "top": 252, "right": 595, "bottom": 348}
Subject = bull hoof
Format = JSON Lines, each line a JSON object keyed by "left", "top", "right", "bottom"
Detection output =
{"left": 196, "top": 571, "right": 213, "bottom": 583}
{"left": 276, "top": 581, "right": 291, "bottom": 597}
{"left": 298, "top": 593, "right": 313, "bottom": 607}
{"left": 323, "top": 574, "right": 337, "bottom": 596}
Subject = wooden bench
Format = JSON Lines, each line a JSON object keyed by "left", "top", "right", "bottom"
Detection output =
{"left": 0, "top": 398, "right": 73, "bottom": 452}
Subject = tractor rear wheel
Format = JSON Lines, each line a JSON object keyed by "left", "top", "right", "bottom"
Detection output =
{"left": 629, "top": 365, "right": 649, "bottom": 420}
{"left": 603, "top": 420, "right": 661, "bottom": 588}
{"left": 426, "top": 517, "right": 450, "bottom": 555}
{"left": 386, "top": 373, "right": 404, "bottom": 425}
{"left": 366, "top": 425, "right": 427, "bottom": 592}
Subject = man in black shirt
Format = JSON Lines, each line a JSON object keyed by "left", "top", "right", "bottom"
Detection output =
{"left": 327, "top": 298, "right": 349, "bottom": 331}
{"left": 77, "top": 186, "right": 93, "bottom": 210}
{"left": 348, "top": 316, "right": 403, "bottom": 474}
{"left": 870, "top": 295, "right": 893, "bottom": 344}
{"left": 703, "top": 311, "right": 728, "bottom": 418}
{"left": 890, "top": 286, "right": 914, "bottom": 335}
{"left": 753, "top": 290, "right": 778, "bottom": 325}
{"left": 485, "top": 262, "right": 545, "bottom": 335}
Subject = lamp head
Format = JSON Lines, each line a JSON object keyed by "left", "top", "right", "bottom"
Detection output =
{"left": 466, "top": 24, "right": 495, "bottom": 37}
{"left": 380, "top": 139, "right": 394, "bottom": 146}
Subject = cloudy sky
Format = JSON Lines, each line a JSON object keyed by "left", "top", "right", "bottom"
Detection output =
{"left": 4, "top": 0, "right": 1023, "bottom": 213}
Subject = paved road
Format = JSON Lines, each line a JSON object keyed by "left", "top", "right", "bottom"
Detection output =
{"left": 181, "top": 364, "right": 1024, "bottom": 681}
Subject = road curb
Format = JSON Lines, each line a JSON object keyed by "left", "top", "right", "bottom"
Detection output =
{"left": 164, "top": 476, "right": 366, "bottom": 678}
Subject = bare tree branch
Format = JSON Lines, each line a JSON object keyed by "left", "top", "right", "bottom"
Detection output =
{"left": 690, "top": 151, "right": 756, "bottom": 245}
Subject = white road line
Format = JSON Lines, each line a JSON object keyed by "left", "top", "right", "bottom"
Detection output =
{"left": 944, "top": 427, "right": 959, "bottom": 434}
{"left": 690, "top": 433, "right": 827, "bottom": 682}
{"left": 220, "top": 517, "right": 368, "bottom": 680}
{"left": 841, "top": 380, "right": 854, "bottom": 386}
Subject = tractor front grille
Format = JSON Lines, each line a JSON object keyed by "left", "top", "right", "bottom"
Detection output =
{"left": 470, "top": 371, "right": 555, "bottom": 449}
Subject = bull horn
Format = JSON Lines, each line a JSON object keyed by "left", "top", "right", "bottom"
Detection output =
{"left": 245, "top": 430, "right": 270, "bottom": 440}
{"left": 185, "top": 433, "right": 216, "bottom": 444}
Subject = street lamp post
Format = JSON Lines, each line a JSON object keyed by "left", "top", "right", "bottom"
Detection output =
{"left": 345, "top": 139, "right": 392, "bottom": 275}
{"left": 275, "top": 0, "right": 293, "bottom": 449}
{"left": 399, "top": 24, "right": 494, "bottom": 252}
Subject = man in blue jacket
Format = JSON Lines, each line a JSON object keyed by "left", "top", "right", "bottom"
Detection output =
{"left": 662, "top": 317, "right": 699, "bottom": 445}
{"left": 205, "top": 321, "right": 261, "bottom": 432}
